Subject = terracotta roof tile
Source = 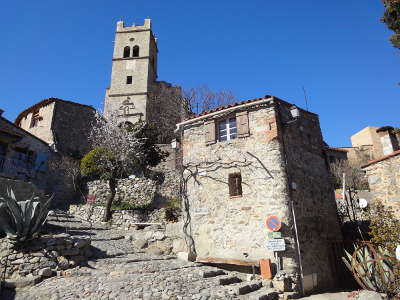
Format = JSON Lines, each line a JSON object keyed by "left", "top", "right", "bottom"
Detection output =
{"left": 184, "top": 95, "right": 318, "bottom": 121}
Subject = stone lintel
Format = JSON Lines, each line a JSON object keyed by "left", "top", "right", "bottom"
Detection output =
{"left": 112, "top": 56, "right": 150, "bottom": 62}
{"left": 116, "top": 29, "right": 151, "bottom": 34}
{"left": 108, "top": 92, "right": 148, "bottom": 98}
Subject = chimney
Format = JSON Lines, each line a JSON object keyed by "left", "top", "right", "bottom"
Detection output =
{"left": 376, "top": 126, "right": 399, "bottom": 155}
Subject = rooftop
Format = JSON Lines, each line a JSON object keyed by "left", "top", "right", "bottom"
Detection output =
{"left": 0, "top": 115, "right": 50, "bottom": 148}
{"left": 15, "top": 98, "right": 95, "bottom": 125}
{"left": 184, "top": 95, "right": 317, "bottom": 121}
{"left": 362, "top": 149, "right": 400, "bottom": 168}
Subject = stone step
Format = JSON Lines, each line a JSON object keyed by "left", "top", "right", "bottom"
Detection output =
{"left": 225, "top": 280, "right": 263, "bottom": 296}
{"left": 200, "top": 269, "right": 226, "bottom": 278}
{"left": 245, "top": 288, "right": 280, "bottom": 300}
{"left": 216, "top": 275, "right": 242, "bottom": 286}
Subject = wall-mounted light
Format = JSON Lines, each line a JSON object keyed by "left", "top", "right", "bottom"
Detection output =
{"left": 289, "top": 105, "right": 300, "bottom": 119}
{"left": 171, "top": 138, "right": 179, "bottom": 149}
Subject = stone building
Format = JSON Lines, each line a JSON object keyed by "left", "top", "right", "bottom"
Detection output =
{"left": 0, "top": 109, "right": 52, "bottom": 191}
{"left": 176, "top": 95, "right": 342, "bottom": 292}
{"left": 362, "top": 126, "right": 400, "bottom": 218}
{"left": 15, "top": 98, "right": 96, "bottom": 158}
{"left": 337, "top": 126, "right": 400, "bottom": 166}
{"left": 351, "top": 126, "right": 382, "bottom": 159}
{"left": 325, "top": 147, "right": 348, "bottom": 164}
{"left": 103, "top": 19, "right": 186, "bottom": 142}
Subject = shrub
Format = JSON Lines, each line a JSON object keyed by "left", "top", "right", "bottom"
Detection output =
{"left": 80, "top": 147, "right": 116, "bottom": 180}
{"left": 165, "top": 197, "right": 181, "bottom": 222}
{"left": 94, "top": 201, "right": 153, "bottom": 211}
{"left": 0, "top": 188, "right": 53, "bottom": 244}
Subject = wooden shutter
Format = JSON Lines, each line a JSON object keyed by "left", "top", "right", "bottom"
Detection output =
{"left": 236, "top": 111, "right": 249, "bottom": 137}
{"left": 204, "top": 120, "right": 216, "bottom": 144}
{"left": 236, "top": 174, "right": 242, "bottom": 196}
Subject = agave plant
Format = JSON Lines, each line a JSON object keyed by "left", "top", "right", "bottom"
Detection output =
{"left": 342, "top": 242, "right": 400, "bottom": 296}
{"left": 0, "top": 188, "right": 54, "bottom": 243}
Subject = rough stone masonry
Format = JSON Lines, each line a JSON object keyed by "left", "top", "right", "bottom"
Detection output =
{"left": 178, "top": 95, "right": 342, "bottom": 293}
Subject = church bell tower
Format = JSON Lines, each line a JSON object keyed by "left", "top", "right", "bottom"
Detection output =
{"left": 104, "top": 19, "right": 158, "bottom": 125}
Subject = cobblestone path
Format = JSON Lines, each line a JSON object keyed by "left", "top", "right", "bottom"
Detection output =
{"left": 3, "top": 214, "right": 283, "bottom": 300}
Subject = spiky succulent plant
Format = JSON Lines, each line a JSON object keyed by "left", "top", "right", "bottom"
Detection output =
{"left": 0, "top": 188, "right": 53, "bottom": 243}
{"left": 342, "top": 242, "right": 400, "bottom": 296}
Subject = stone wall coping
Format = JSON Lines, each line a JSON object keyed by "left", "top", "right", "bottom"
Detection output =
{"left": 362, "top": 149, "right": 400, "bottom": 168}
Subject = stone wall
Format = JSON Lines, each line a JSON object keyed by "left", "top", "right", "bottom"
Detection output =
{"left": 0, "top": 234, "right": 92, "bottom": 281}
{"left": 86, "top": 168, "right": 180, "bottom": 208}
{"left": 16, "top": 102, "right": 56, "bottom": 146}
{"left": 69, "top": 204, "right": 168, "bottom": 229}
{"left": 87, "top": 177, "right": 155, "bottom": 207}
{"left": 52, "top": 100, "right": 96, "bottom": 157}
{"left": 0, "top": 177, "right": 47, "bottom": 202}
{"left": 351, "top": 126, "right": 383, "bottom": 160}
{"left": 147, "top": 81, "right": 187, "bottom": 143}
{"left": 181, "top": 102, "right": 298, "bottom": 271}
{"left": 363, "top": 152, "right": 400, "bottom": 218}
{"left": 180, "top": 97, "right": 342, "bottom": 292}
{"left": 15, "top": 98, "right": 96, "bottom": 157}
{"left": 0, "top": 116, "right": 52, "bottom": 192}
{"left": 277, "top": 101, "right": 342, "bottom": 291}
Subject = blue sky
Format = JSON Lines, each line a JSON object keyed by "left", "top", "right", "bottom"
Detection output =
{"left": 0, "top": 1, "right": 398, "bottom": 146}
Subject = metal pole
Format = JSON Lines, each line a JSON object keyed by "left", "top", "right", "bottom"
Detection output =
{"left": 290, "top": 198, "right": 305, "bottom": 295}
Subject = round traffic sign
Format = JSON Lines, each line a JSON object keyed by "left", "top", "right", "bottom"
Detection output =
{"left": 266, "top": 216, "right": 281, "bottom": 232}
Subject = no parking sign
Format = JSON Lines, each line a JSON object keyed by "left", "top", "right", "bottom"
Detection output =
{"left": 265, "top": 216, "right": 281, "bottom": 232}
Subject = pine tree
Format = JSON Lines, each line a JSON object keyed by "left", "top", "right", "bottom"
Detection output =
{"left": 382, "top": 0, "right": 400, "bottom": 49}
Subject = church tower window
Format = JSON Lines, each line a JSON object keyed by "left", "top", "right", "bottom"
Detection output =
{"left": 132, "top": 46, "right": 139, "bottom": 57}
{"left": 123, "top": 46, "right": 130, "bottom": 58}
{"left": 126, "top": 76, "right": 133, "bottom": 84}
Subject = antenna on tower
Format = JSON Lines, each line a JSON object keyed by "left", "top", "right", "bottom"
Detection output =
{"left": 301, "top": 86, "right": 309, "bottom": 111}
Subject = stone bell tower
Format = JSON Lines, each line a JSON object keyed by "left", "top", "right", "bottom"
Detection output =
{"left": 104, "top": 19, "right": 158, "bottom": 125}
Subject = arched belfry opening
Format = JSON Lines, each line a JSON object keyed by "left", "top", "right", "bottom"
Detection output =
{"left": 132, "top": 46, "right": 139, "bottom": 57}
{"left": 123, "top": 46, "right": 130, "bottom": 58}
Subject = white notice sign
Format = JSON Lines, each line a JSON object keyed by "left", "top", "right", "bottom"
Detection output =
{"left": 266, "top": 239, "right": 286, "bottom": 251}
{"left": 193, "top": 207, "right": 209, "bottom": 216}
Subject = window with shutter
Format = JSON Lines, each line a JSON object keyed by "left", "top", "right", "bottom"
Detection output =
{"left": 218, "top": 118, "right": 237, "bottom": 142}
{"left": 228, "top": 173, "right": 242, "bottom": 197}
{"left": 236, "top": 111, "right": 249, "bottom": 137}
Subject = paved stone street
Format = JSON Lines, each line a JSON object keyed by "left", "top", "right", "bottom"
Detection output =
{"left": 1, "top": 214, "right": 284, "bottom": 300}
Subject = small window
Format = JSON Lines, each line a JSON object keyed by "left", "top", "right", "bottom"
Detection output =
{"left": 228, "top": 173, "right": 242, "bottom": 197}
{"left": 126, "top": 76, "right": 133, "bottom": 84}
{"left": 218, "top": 117, "right": 237, "bottom": 142}
{"left": 30, "top": 110, "right": 41, "bottom": 128}
{"left": 12, "top": 148, "right": 35, "bottom": 169}
{"left": 132, "top": 45, "right": 139, "bottom": 57}
{"left": 0, "top": 142, "right": 6, "bottom": 171}
{"left": 123, "top": 46, "right": 130, "bottom": 58}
